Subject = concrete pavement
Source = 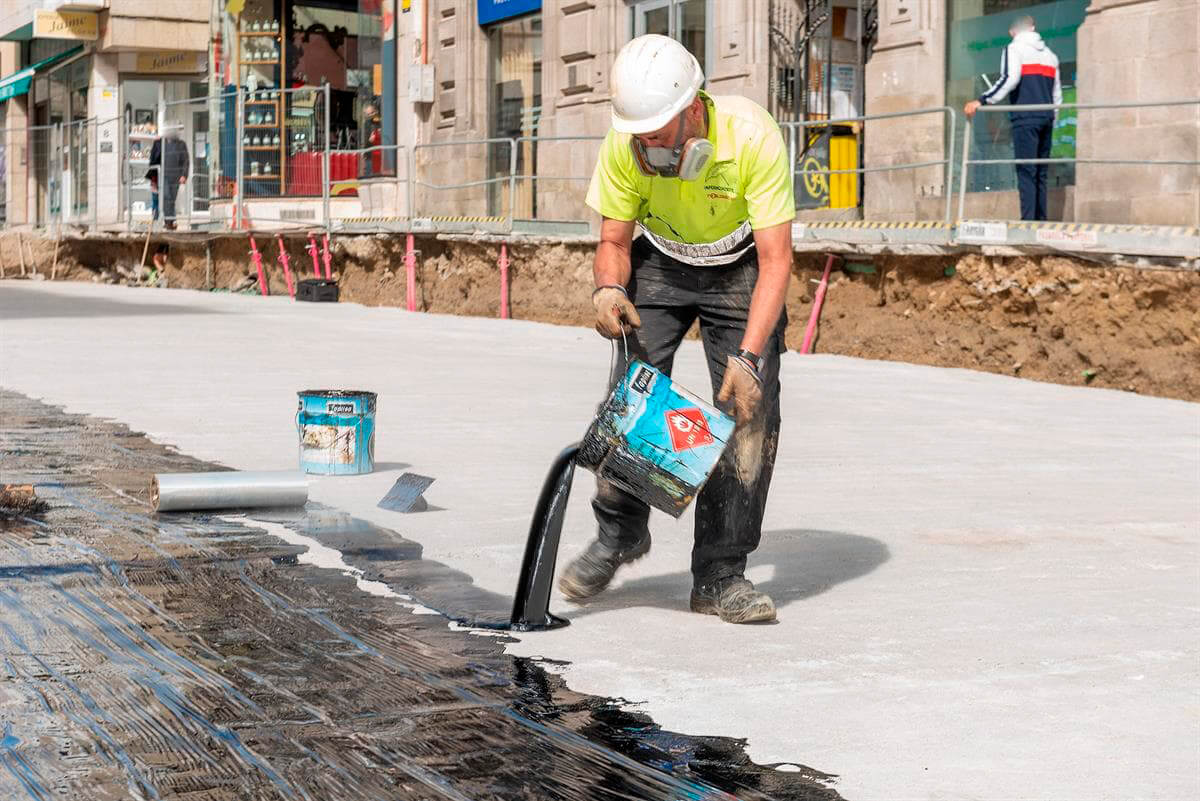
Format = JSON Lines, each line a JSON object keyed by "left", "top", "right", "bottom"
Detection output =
{"left": 2, "top": 280, "right": 1197, "bottom": 800}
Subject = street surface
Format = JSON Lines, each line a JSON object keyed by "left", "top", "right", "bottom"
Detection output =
{"left": 2, "top": 280, "right": 1197, "bottom": 800}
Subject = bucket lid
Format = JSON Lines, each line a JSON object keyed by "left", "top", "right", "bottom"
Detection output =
{"left": 297, "top": 389, "right": 377, "bottom": 400}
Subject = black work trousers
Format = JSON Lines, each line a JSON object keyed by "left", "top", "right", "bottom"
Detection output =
{"left": 592, "top": 237, "right": 785, "bottom": 587}
{"left": 1012, "top": 118, "right": 1053, "bottom": 221}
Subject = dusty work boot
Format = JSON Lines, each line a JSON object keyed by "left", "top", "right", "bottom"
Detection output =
{"left": 558, "top": 535, "right": 650, "bottom": 601}
{"left": 690, "top": 576, "right": 776, "bottom": 624}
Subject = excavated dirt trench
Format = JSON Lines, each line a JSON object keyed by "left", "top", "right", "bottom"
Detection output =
{"left": 3, "top": 232, "right": 1198, "bottom": 402}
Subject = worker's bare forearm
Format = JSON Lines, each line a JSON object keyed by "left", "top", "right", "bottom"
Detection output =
{"left": 740, "top": 223, "right": 793, "bottom": 356}
{"left": 593, "top": 218, "right": 636, "bottom": 289}
{"left": 594, "top": 241, "right": 632, "bottom": 288}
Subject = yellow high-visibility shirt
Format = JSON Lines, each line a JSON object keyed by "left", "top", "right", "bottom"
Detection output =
{"left": 585, "top": 92, "right": 795, "bottom": 245}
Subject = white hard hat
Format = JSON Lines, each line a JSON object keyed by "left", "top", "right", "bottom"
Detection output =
{"left": 610, "top": 34, "right": 704, "bottom": 135}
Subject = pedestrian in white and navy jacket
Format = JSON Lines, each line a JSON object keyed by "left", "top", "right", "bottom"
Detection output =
{"left": 964, "top": 16, "right": 1063, "bottom": 221}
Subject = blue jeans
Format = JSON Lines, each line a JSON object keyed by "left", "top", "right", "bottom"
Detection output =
{"left": 1013, "top": 119, "right": 1053, "bottom": 221}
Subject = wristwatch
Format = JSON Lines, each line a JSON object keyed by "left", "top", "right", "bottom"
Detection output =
{"left": 737, "top": 348, "right": 764, "bottom": 373}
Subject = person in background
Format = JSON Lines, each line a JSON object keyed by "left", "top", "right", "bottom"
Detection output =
{"left": 964, "top": 15, "right": 1062, "bottom": 221}
{"left": 363, "top": 101, "right": 382, "bottom": 176}
{"left": 147, "top": 123, "right": 189, "bottom": 230}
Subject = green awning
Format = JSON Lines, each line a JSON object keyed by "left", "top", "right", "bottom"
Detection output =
{"left": 0, "top": 22, "right": 33, "bottom": 42}
{"left": 0, "top": 45, "right": 84, "bottom": 102}
{"left": 0, "top": 69, "right": 33, "bottom": 101}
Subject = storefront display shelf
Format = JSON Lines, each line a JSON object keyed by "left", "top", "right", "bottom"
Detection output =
{"left": 236, "top": 15, "right": 287, "bottom": 197}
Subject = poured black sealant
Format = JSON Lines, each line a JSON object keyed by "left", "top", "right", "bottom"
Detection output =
{"left": 510, "top": 443, "right": 579, "bottom": 630}
{"left": 0, "top": 389, "right": 843, "bottom": 801}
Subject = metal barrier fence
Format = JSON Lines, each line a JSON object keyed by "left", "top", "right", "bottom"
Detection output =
{"left": 411, "top": 137, "right": 514, "bottom": 221}
{"left": 405, "top": 135, "right": 606, "bottom": 228}
{"left": 2, "top": 124, "right": 60, "bottom": 229}
{"left": 511, "top": 135, "right": 605, "bottom": 225}
{"left": 322, "top": 143, "right": 410, "bottom": 217}
{"left": 229, "top": 85, "right": 331, "bottom": 228}
{"left": 958, "top": 98, "right": 1200, "bottom": 221}
{"left": 782, "top": 106, "right": 958, "bottom": 222}
{"left": 1, "top": 99, "right": 1197, "bottom": 236}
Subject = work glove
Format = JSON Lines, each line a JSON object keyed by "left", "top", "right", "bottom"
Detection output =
{"left": 592, "top": 285, "right": 641, "bottom": 339}
{"left": 717, "top": 354, "right": 763, "bottom": 427}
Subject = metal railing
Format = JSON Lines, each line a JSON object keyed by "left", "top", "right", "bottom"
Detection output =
{"left": 406, "top": 135, "right": 606, "bottom": 229}
{"left": 511, "top": 135, "right": 605, "bottom": 225}
{"left": 319, "top": 142, "right": 410, "bottom": 217}
{"left": 958, "top": 98, "right": 1200, "bottom": 222}
{"left": 2, "top": 98, "right": 1198, "bottom": 237}
{"left": 782, "top": 106, "right": 957, "bottom": 222}
{"left": 411, "top": 137, "right": 515, "bottom": 222}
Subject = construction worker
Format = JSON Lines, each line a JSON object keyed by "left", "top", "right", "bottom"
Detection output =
{"left": 964, "top": 15, "right": 1062, "bottom": 221}
{"left": 558, "top": 34, "right": 794, "bottom": 624}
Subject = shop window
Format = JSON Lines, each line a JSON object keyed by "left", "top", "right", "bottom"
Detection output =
{"left": 630, "top": 0, "right": 712, "bottom": 77}
{"left": 68, "top": 58, "right": 89, "bottom": 218}
{"left": 488, "top": 13, "right": 542, "bottom": 218}
{"left": 215, "top": 0, "right": 395, "bottom": 200}
{"left": 289, "top": 0, "right": 396, "bottom": 180}
{"left": 36, "top": 56, "right": 91, "bottom": 221}
{"left": 948, "top": 0, "right": 1086, "bottom": 193}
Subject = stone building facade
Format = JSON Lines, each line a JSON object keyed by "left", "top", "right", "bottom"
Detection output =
{"left": 385, "top": 0, "right": 1196, "bottom": 227}
{"left": 1, "top": 1, "right": 1195, "bottom": 230}
{"left": 0, "top": 1, "right": 210, "bottom": 228}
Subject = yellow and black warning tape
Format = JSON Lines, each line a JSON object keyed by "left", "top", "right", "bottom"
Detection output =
{"left": 805, "top": 220, "right": 953, "bottom": 230}
{"left": 339, "top": 214, "right": 506, "bottom": 224}
{"left": 1008, "top": 220, "right": 1200, "bottom": 236}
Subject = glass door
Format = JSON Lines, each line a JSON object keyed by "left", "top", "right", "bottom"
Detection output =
{"left": 122, "top": 79, "right": 160, "bottom": 223}
{"left": 488, "top": 14, "right": 542, "bottom": 219}
{"left": 68, "top": 58, "right": 90, "bottom": 220}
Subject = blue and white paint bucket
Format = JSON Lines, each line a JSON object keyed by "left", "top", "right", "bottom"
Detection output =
{"left": 577, "top": 361, "right": 735, "bottom": 517}
{"left": 296, "top": 390, "right": 376, "bottom": 475}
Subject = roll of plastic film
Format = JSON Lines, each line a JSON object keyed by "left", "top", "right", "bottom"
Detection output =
{"left": 152, "top": 471, "right": 308, "bottom": 512}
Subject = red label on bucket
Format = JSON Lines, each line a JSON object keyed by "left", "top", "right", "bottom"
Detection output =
{"left": 666, "top": 408, "right": 715, "bottom": 452}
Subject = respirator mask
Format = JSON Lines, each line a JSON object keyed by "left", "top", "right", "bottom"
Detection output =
{"left": 630, "top": 108, "right": 714, "bottom": 181}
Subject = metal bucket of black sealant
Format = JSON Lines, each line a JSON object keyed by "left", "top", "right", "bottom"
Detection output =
{"left": 510, "top": 361, "right": 734, "bottom": 630}
{"left": 577, "top": 361, "right": 735, "bottom": 516}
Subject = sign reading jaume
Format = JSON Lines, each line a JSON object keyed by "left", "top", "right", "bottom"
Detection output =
{"left": 135, "top": 51, "right": 206, "bottom": 74}
{"left": 33, "top": 9, "right": 99, "bottom": 41}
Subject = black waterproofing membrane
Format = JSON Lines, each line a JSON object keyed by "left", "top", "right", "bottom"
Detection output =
{"left": 0, "top": 389, "right": 841, "bottom": 801}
